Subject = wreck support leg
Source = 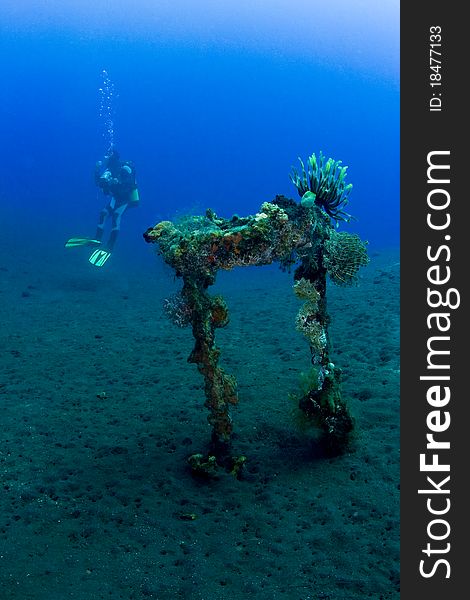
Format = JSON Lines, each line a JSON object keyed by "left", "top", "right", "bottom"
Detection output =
{"left": 183, "top": 280, "right": 237, "bottom": 459}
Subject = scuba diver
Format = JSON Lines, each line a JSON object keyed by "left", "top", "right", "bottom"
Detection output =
{"left": 90, "top": 148, "right": 140, "bottom": 266}
{"left": 65, "top": 147, "right": 140, "bottom": 267}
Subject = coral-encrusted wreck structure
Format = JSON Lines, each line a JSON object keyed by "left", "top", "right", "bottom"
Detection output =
{"left": 144, "top": 152, "right": 369, "bottom": 475}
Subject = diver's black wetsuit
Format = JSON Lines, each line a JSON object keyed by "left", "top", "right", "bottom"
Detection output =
{"left": 94, "top": 154, "right": 138, "bottom": 251}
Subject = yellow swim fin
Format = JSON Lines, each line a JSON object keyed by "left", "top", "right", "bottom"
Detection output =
{"left": 88, "top": 248, "right": 112, "bottom": 267}
{"left": 65, "top": 238, "right": 101, "bottom": 248}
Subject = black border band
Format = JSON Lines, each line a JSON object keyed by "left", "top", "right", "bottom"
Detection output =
{"left": 401, "top": 2, "right": 467, "bottom": 596}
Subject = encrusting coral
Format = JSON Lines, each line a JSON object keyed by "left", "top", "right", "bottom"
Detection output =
{"left": 144, "top": 151, "right": 369, "bottom": 471}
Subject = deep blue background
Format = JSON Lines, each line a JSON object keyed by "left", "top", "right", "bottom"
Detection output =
{"left": 0, "top": 3, "right": 399, "bottom": 254}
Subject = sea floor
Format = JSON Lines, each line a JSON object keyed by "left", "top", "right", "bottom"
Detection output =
{"left": 0, "top": 232, "right": 399, "bottom": 600}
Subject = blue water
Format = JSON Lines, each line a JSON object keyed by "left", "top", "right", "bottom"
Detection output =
{"left": 1, "top": 1, "right": 399, "bottom": 252}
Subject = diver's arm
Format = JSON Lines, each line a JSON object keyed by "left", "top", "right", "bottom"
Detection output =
{"left": 97, "top": 169, "right": 119, "bottom": 194}
{"left": 94, "top": 161, "right": 103, "bottom": 186}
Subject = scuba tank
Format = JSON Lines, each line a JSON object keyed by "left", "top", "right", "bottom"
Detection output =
{"left": 130, "top": 188, "right": 140, "bottom": 204}
{"left": 122, "top": 160, "right": 139, "bottom": 204}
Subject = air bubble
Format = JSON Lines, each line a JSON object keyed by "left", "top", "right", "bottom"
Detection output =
{"left": 98, "top": 70, "right": 118, "bottom": 151}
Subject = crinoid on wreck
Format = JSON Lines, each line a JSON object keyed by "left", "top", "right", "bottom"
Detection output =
{"left": 144, "top": 152, "right": 369, "bottom": 475}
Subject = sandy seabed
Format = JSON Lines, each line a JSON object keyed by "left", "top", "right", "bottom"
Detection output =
{"left": 0, "top": 232, "right": 399, "bottom": 600}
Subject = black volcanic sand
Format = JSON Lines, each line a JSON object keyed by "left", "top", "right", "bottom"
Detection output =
{"left": 0, "top": 234, "right": 399, "bottom": 599}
